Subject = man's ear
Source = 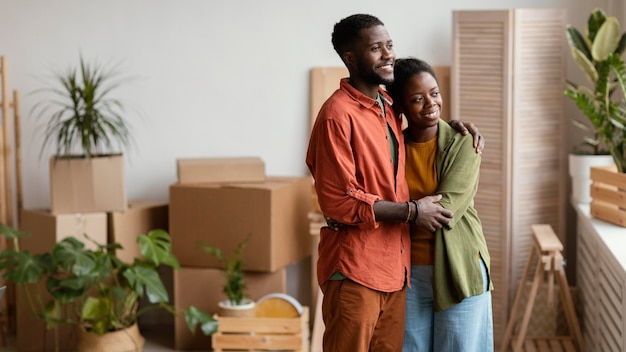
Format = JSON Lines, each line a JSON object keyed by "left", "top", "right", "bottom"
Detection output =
{"left": 343, "top": 51, "right": 354, "bottom": 67}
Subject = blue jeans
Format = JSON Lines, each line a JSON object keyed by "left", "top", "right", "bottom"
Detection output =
{"left": 403, "top": 260, "right": 494, "bottom": 352}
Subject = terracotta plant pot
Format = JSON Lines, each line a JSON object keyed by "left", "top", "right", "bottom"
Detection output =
{"left": 217, "top": 298, "right": 256, "bottom": 318}
{"left": 77, "top": 322, "right": 145, "bottom": 352}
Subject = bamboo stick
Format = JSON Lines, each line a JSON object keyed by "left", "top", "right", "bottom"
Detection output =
{"left": 0, "top": 56, "right": 8, "bottom": 228}
{"left": 0, "top": 55, "right": 7, "bottom": 347}
{"left": 14, "top": 90, "right": 22, "bottom": 221}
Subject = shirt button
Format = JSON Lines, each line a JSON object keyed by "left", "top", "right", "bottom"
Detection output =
{"left": 401, "top": 249, "right": 404, "bottom": 253}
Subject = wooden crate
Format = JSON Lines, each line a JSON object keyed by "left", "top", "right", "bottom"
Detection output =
{"left": 212, "top": 307, "right": 309, "bottom": 352}
{"left": 590, "top": 165, "right": 626, "bottom": 227}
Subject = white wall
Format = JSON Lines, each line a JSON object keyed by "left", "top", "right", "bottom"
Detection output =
{"left": 1, "top": 0, "right": 620, "bottom": 209}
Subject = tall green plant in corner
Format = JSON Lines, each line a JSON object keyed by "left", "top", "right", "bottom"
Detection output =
{"left": 565, "top": 8, "right": 626, "bottom": 172}
{"left": 31, "top": 54, "right": 131, "bottom": 159}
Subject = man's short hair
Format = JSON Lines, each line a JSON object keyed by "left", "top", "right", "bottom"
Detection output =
{"left": 332, "top": 14, "right": 384, "bottom": 58}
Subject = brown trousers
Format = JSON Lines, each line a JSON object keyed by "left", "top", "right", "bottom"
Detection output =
{"left": 321, "top": 279, "right": 406, "bottom": 352}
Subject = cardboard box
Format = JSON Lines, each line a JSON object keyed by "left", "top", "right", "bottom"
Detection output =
{"left": 50, "top": 154, "right": 127, "bottom": 214}
{"left": 108, "top": 200, "right": 169, "bottom": 263}
{"left": 169, "top": 177, "right": 311, "bottom": 272}
{"left": 176, "top": 156, "right": 265, "bottom": 184}
{"left": 19, "top": 208, "right": 108, "bottom": 252}
{"left": 11, "top": 209, "right": 106, "bottom": 347}
{"left": 173, "top": 267, "right": 287, "bottom": 350}
{"left": 16, "top": 284, "right": 79, "bottom": 352}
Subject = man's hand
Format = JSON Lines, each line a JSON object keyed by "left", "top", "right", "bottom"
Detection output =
{"left": 448, "top": 120, "right": 485, "bottom": 154}
{"left": 413, "top": 194, "right": 453, "bottom": 232}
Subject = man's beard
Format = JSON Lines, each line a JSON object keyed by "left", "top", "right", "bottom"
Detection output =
{"left": 357, "top": 61, "right": 393, "bottom": 86}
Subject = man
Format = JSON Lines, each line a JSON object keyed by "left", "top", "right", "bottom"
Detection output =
{"left": 306, "top": 14, "right": 483, "bottom": 351}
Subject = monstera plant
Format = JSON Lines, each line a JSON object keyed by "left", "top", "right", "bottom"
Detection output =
{"left": 0, "top": 222, "right": 183, "bottom": 351}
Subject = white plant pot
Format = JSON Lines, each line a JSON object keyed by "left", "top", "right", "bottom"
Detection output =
{"left": 568, "top": 153, "right": 614, "bottom": 203}
{"left": 217, "top": 298, "right": 256, "bottom": 318}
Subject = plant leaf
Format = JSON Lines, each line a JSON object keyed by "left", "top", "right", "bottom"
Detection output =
{"left": 570, "top": 46, "right": 599, "bottom": 84}
{"left": 592, "top": 17, "right": 622, "bottom": 61}
{"left": 0, "top": 250, "right": 46, "bottom": 284}
{"left": 587, "top": 8, "right": 607, "bottom": 43}
{"left": 566, "top": 25, "right": 593, "bottom": 62}
{"left": 82, "top": 296, "right": 111, "bottom": 335}
{"left": 122, "top": 265, "right": 168, "bottom": 303}
{"left": 184, "top": 306, "right": 218, "bottom": 336}
{"left": 137, "top": 229, "right": 181, "bottom": 269}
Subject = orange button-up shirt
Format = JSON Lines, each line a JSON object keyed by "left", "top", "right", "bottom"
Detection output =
{"left": 306, "top": 78, "right": 411, "bottom": 293}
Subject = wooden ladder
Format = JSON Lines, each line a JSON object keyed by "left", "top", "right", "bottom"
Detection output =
{"left": 500, "top": 224, "right": 584, "bottom": 352}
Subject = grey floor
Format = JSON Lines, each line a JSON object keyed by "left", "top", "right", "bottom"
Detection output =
{"left": 0, "top": 326, "right": 210, "bottom": 352}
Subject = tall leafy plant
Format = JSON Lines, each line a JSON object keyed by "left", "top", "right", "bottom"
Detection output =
{"left": 31, "top": 55, "right": 131, "bottom": 159}
{"left": 565, "top": 8, "right": 626, "bottom": 171}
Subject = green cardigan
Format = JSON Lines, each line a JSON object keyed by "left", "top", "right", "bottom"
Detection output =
{"left": 432, "top": 119, "right": 493, "bottom": 312}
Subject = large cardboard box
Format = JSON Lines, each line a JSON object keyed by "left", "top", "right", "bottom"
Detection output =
{"left": 19, "top": 208, "right": 108, "bottom": 252}
{"left": 173, "top": 267, "right": 287, "bottom": 351}
{"left": 50, "top": 154, "right": 127, "bottom": 214}
{"left": 176, "top": 156, "right": 265, "bottom": 184}
{"left": 169, "top": 177, "right": 311, "bottom": 272}
{"left": 16, "top": 209, "right": 107, "bottom": 351}
{"left": 108, "top": 200, "right": 169, "bottom": 263}
{"left": 16, "top": 284, "right": 79, "bottom": 351}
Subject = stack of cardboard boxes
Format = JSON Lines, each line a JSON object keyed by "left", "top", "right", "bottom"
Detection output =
{"left": 169, "top": 156, "right": 312, "bottom": 350}
{"left": 17, "top": 155, "right": 169, "bottom": 351}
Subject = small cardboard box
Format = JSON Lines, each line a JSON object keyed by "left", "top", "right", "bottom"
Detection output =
{"left": 173, "top": 267, "right": 287, "bottom": 351}
{"left": 176, "top": 156, "right": 265, "bottom": 184}
{"left": 50, "top": 154, "right": 127, "bottom": 214}
{"left": 108, "top": 200, "right": 169, "bottom": 263}
{"left": 19, "top": 208, "right": 108, "bottom": 252}
{"left": 169, "top": 177, "right": 311, "bottom": 272}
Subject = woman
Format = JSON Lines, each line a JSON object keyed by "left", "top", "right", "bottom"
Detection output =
{"left": 386, "top": 57, "right": 494, "bottom": 352}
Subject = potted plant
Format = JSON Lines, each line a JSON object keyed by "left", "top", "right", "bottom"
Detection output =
{"left": 201, "top": 235, "right": 254, "bottom": 317}
{"left": 30, "top": 54, "right": 133, "bottom": 214}
{"left": 564, "top": 8, "right": 626, "bottom": 202}
{"left": 184, "top": 236, "right": 252, "bottom": 337}
{"left": 0, "top": 222, "right": 181, "bottom": 352}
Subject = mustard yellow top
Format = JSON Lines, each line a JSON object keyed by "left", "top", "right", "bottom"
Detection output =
{"left": 405, "top": 136, "right": 438, "bottom": 265}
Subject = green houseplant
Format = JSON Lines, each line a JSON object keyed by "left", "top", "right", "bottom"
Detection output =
{"left": 201, "top": 235, "right": 250, "bottom": 307}
{"left": 565, "top": 8, "right": 626, "bottom": 171}
{"left": 184, "top": 236, "right": 251, "bottom": 336}
{"left": 31, "top": 54, "right": 131, "bottom": 159}
{"left": 30, "top": 54, "right": 133, "bottom": 214}
{"left": 0, "top": 222, "right": 181, "bottom": 351}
